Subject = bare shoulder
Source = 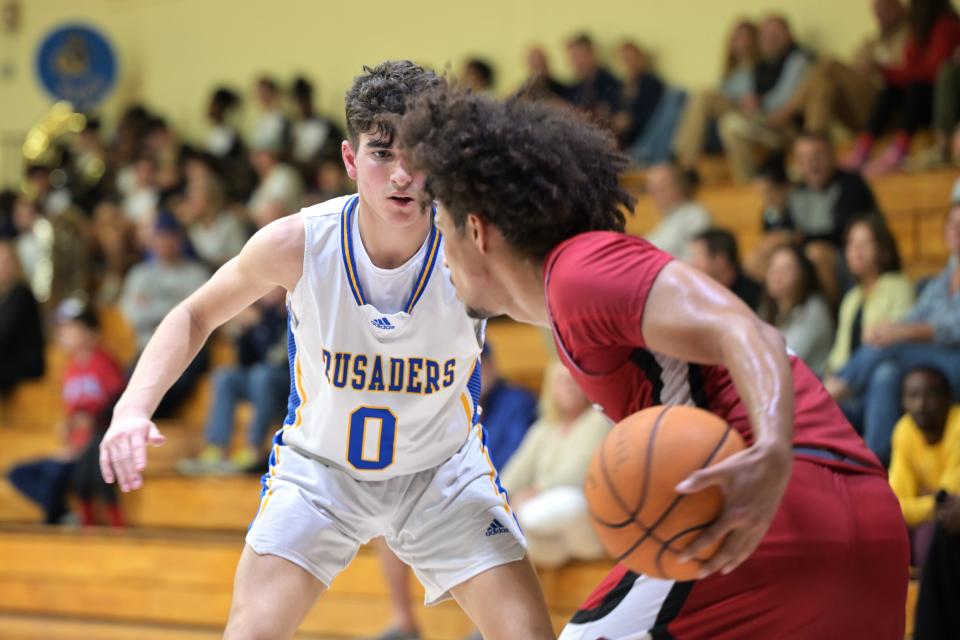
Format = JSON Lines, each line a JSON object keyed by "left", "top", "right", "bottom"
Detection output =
{"left": 239, "top": 214, "right": 305, "bottom": 291}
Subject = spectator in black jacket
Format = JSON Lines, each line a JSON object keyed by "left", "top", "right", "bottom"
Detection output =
{"left": 612, "top": 40, "right": 665, "bottom": 148}
{"left": 564, "top": 33, "right": 622, "bottom": 127}
{"left": 0, "top": 240, "right": 44, "bottom": 396}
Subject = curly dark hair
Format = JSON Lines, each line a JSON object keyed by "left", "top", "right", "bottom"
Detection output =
{"left": 344, "top": 60, "right": 440, "bottom": 146}
{"left": 399, "top": 85, "right": 634, "bottom": 260}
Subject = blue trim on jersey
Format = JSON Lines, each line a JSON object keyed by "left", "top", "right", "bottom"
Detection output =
{"left": 467, "top": 357, "right": 482, "bottom": 426}
{"left": 340, "top": 195, "right": 366, "bottom": 306}
{"left": 282, "top": 315, "right": 301, "bottom": 427}
{"left": 341, "top": 197, "right": 440, "bottom": 314}
{"left": 403, "top": 207, "right": 441, "bottom": 314}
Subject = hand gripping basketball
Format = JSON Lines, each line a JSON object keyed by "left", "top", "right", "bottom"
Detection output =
{"left": 99, "top": 410, "right": 166, "bottom": 493}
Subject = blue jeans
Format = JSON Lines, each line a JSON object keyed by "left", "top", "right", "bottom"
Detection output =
{"left": 8, "top": 459, "right": 74, "bottom": 524}
{"left": 627, "top": 88, "right": 688, "bottom": 166}
{"left": 837, "top": 343, "right": 960, "bottom": 466}
{"left": 204, "top": 363, "right": 290, "bottom": 449}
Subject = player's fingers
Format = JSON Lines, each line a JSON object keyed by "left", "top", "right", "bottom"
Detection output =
{"left": 99, "top": 441, "right": 115, "bottom": 484}
{"left": 718, "top": 529, "right": 761, "bottom": 575}
{"left": 147, "top": 423, "right": 166, "bottom": 447}
{"left": 114, "top": 436, "right": 141, "bottom": 492}
{"left": 697, "top": 527, "right": 749, "bottom": 577}
{"left": 131, "top": 428, "right": 149, "bottom": 472}
{"left": 675, "top": 465, "right": 728, "bottom": 494}
{"left": 680, "top": 511, "right": 738, "bottom": 562}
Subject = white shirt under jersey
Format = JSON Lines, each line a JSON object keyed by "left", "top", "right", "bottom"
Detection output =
{"left": 279, "top": 194, "right": 485, "bottom": 480}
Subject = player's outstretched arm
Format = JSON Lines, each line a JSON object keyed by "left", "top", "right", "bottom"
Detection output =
{"left": 100, "top": 215, "right": 304, "bottom": 492}
{"left": 640, "top": 260, "right": 795, "bottom": 578}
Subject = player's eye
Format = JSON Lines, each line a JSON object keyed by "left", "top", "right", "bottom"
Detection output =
{"left": 372, "top": 150, "right": 392, "bottom": 160}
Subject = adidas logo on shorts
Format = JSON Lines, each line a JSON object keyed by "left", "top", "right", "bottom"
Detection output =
{"left": 485, "top": 518, "right": 508, "bottom": 537}
{"left": 371, "top": 317, "right": 395, "bottom": 330}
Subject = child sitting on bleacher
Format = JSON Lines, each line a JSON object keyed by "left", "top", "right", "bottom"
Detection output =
{"left": 8, "top": 298, "right": 125, "bottom": 526}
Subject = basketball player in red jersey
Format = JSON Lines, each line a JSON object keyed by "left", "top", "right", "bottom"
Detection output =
{"left": 398, "top": 87, "right": 909, "bottom": 638}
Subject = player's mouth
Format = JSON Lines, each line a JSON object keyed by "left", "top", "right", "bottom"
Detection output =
{"left": 388, "top": 195, "right": 415, "bottom": 207}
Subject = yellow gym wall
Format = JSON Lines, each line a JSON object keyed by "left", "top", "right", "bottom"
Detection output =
{"left": 1, "top": 0, "right": 874, "bottom": 186}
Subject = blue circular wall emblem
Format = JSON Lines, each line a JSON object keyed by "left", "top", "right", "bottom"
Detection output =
{"left": 36, "top": 24, "right": 117, "bottom": 108}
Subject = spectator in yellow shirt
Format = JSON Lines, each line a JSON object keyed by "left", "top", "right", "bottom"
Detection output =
{"left": 888, "top": 365, "right": 960, "bottom": 639}
{"left": 889, "top": 365, "right": 960, "bottom": 530}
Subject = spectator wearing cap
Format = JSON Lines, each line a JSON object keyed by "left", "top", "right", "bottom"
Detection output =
{"left": 119, "top": 211, "right": 210, "bottom": 418}
{"left": 0, "top": 239, "right": 44, "bottom": 395}
{"left": 8, "top": 298, "right": 124, "bottom": 526}
{"left": 687, "top": 228, "right": 764, "bottom": 311}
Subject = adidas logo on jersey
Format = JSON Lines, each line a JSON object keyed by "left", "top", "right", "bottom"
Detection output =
{"left": 485, "top": 518, "right": 509, "bottom": 537}
{"left": 371, "top": 317, "right": 395, "bottom": 330}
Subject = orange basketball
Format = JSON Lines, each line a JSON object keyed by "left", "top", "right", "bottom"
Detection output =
{"left": 585, "top": 405, "right": 746, "bottom": 581}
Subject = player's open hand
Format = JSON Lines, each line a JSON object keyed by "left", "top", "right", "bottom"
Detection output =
{"left": 675, "top": 443, "right": 792, "bottom": 578}
{"left": 99, "top": 410, "right": 166, "bottom": 492}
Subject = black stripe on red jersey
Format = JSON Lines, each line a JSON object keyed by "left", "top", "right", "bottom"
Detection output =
{"left": 650, "top": 581, "right": 696, "bottom": 639}
{"left": 569, "top": 568, "right": 641, "bottom": 624}
{"left": 687, "top": 363, "right": 711, "bottom": 410}
{"left": 630, "top": 349, "right": 664, "bottom": 404}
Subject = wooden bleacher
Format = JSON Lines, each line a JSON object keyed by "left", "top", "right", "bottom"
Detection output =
{"left": 0, "top": 524, "right": 610, "bottom": 639}
{"left": 0, "top": 167, "right": 950, "bottom": 638}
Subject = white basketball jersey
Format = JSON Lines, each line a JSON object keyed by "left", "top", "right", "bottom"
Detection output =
{"left": 279, "top": 194, "right": 484, "bottom": 480}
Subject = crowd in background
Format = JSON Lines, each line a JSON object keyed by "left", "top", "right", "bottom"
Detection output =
{"left": 1, "top": 1, "right": 959, "bottom": 636}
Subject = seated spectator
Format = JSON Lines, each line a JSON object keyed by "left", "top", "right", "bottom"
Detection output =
{"left": 687, "top": 228, "right": 763, "bottom": 310}
{"left": 365, "top": 343, "right": 537, "bottom": 640}
{"left": 143, "top": 117, "right": 182, "bottom": 193}
{"left": 787, "top": 131, "right": 879, "bottom": 304}
{"left": 643, "top": 162, "right": 712, "bottom": 259}
{"left": 461, "top": 57, "right": 496, "bottom": 94}
{"left": 119, "top": 211, "right": 210, "bottom": 418}
{"left": 8, "top": 299, "right": 124, "bottom": 526}
{"left": 205, "top": 86, "right": 256, "bottom": 202}
{"left": 304, "top": 157, "right": 353, "bottom": 206}
{"left": 89, "top": 199, "right": 140, "bottom": 304}
{"left": 673, "top": 19, "right": 759, "bottom": 173}
{"left": 826, "top": 214, "right": 915, "bottom": 375}
{"left": 290, "top": 76, "right": 344, "bottom": 171}
{"left": 178, "top": 288, "right": 288, "bottom": 475}
{"left": 612, "top": 41, "right": 665, "bottom": 149}
{"left": 744, "top": 155, "right": 794, "bottom": 279}
{"left": 500, "top": 363, "right": 608, "bottom": 568}
{"left": 931, "top": 52, "right": 960, "bottom": 166}
{"left": 121, "top": 153, "right": 160, "bottom": 226}
{"left": 773, "top": 0, "right": 908, "bottom": 139}
{"left": 848, "top": 0, "right": 960, "bottom": 175}
{"left": 759, "top": 244, "right": 835, "bottom": 377}
{"left": 0, "top": 239, "right": 44, "bottom": 395}
{"left": 564, "top": 33, "right": 622, "bottom": 126}
{"left": 521, "top": 45, "right": 568, "bottom": 101}
{"left": 250, "top": 75, "right": 291, "bottom": 154}
{"left": 247, "top": 139, "right": 304, "bottom": 227}
{"left": 827, "top": 203, "right": 960, "bottom": 466}
{"left": 717, "top": 14, "right": 814, "bottom": 183}
{"left": 175, "top": 169, "right": 249, "bottom": 269}
{"left": 887, "top": 365, "right": 960, "bottom": 637}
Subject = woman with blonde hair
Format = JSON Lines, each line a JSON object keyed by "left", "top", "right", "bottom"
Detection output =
{"left": 500, "top": 362, "right": 609, "bottom": 568}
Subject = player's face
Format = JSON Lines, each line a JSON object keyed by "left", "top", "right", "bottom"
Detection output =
{"left": 902, "top": 371, "right": 950, "bottom": 440}
{"left": 342, "top": 133, "right": 428, "bottom": 227}
{"left": 434, "top": 204, "right": 501, "bottom": 319}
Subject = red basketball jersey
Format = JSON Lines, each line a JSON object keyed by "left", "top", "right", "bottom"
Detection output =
{"left": 543, "top": 231, "right": 883, "bottom": 476}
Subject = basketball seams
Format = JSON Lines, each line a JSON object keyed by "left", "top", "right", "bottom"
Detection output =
{"left": 609, "top": 420, "right": 735, "bottom": 571}
{"left": 591, "top": 405, "right": 671, "bottom": 529}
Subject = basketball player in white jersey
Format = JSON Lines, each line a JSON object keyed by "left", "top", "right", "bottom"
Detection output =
{"left": 99, "top": 61, "right": 555, "bottom": 640}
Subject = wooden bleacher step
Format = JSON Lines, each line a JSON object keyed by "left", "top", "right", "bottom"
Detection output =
{"left": 0, "top": 524, "right": 611, "bottom": 640}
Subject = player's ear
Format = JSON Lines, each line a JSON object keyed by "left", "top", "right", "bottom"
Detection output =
{"left": 342, "top": 140, "right": 358, "bottom": 181}
{"left": 466, "top": 213, "right": 488, "bottom": 254}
